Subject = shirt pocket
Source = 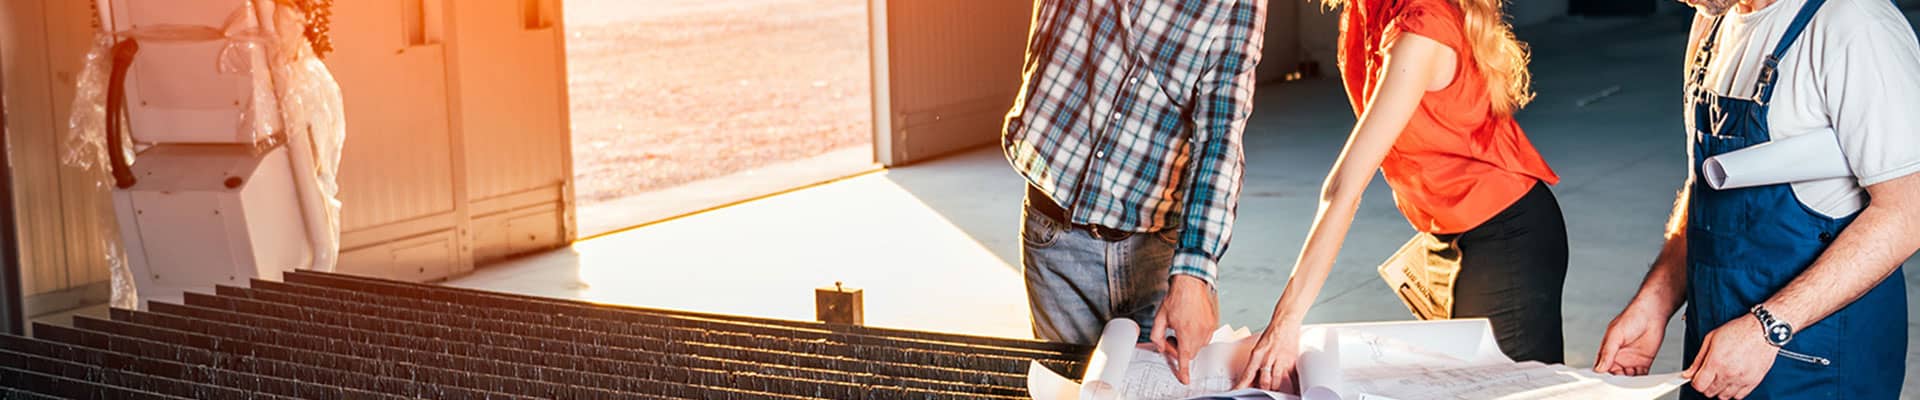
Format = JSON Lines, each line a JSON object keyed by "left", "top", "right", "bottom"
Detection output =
{"left": 1134, "top": 54, "right": 1200, "bottom": 109}
{"left": 1131, "top": 68, "right": 1197, "bottom": 135}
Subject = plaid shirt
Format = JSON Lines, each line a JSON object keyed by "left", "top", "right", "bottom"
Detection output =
{"left": 1002, "top": 0, "right": 1265, "bottom": 286}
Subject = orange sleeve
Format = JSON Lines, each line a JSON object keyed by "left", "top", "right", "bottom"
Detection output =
{"left": 1381, "top": 0, "right": 1465, "bottom": 54}
{"left": 1338, "top": 8, "right": 1371, "bottom": 116}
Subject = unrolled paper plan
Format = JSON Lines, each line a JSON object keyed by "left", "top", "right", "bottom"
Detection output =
{"left": 1027, "top": 319, "right": 1685, "bottom": 400}
{"left": 1027, "top": 319, "right": 1297, "bottom": 400}
{"left": 1294, "top": 320, "right": 1686, "bottom": 400}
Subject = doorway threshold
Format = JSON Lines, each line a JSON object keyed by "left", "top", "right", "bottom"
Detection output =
{"left": 576, "top": 147, "right": 879, "bottom": 238}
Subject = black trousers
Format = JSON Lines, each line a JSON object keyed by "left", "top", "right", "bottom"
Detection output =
{"left": 1436, "top": 181, "right": 1569, "bottom": 364}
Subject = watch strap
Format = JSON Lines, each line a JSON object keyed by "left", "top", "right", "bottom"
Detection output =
{"left": 1751, "top": 304, "right": 1794, "bottom": 347}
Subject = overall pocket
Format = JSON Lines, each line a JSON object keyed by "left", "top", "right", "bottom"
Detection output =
{"left": 1760, "top": 314, "right": 1839, "bottom": 398}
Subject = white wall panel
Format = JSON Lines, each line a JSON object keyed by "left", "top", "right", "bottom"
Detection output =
{"left": 329, "top": 0, "right": 458, "bottom": 235}
{"left": 444, "top": 0, "right": 573, "bottom": 265}
{"left": 327, "top": 0, "right": 465, "bottom": 279}
{"left": 447, "top": 1, "right": 569, "bottom": 204}
{"left": 44, "top": 0, "right": 112, "bottom": 292}
{"left": 2, "top": 0, "right": 118, "bottom": 304}
{"left": 875, "top": 0, "right": 1029, "bottom": 166}
{"left": 1, "top": 0, "right": 66, "bottom": 297}
{"left": 332, "top": 0, "right": 574, "bottom": 276}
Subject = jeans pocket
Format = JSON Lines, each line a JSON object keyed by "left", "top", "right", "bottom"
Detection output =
{"left": 1153, "top": 228, "right": 1180, "bottom": 247}
{"left": 1022, "top": 207, "right": 1063, "bottom": 248}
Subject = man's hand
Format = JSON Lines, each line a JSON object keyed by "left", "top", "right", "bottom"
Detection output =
{"left": 1235, "top": 322, "right": 1301, "bottom": 392}
{"left": 1595, "top": 302, "right": 1673, "bottom": 376}
{"left": 1151, "top": 275, "right": 1219, "bottom": 384}
{"left": 1684, "top": 317, "right": 1779, "bottom": 399}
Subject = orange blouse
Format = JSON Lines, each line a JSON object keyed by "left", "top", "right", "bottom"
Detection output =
{"left": 1339, "top": 0, "right": 1560, "bottom": 234}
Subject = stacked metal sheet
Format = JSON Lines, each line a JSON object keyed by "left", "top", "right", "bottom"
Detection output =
{"left": 0, "top": 271, "right": 1092, "bottom": 399}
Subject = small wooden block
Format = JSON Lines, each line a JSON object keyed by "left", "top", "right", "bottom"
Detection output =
{"left": 814, "top": 282, "right": 863, "bottom": 325}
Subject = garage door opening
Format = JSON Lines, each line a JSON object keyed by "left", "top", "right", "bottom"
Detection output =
{"left": 564, "top": 0, "right": 877, "bottom": 236}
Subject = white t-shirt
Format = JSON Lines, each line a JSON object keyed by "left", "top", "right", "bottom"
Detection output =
{"left": 1696, "top": 0, "right": 1920, "bottom": 218}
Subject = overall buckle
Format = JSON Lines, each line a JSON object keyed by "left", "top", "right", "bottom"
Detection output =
{"left": 1754, "top": 56, "right": 1781, "bottom": 105}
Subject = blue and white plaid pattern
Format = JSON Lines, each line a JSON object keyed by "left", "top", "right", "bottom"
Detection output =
{"left": 1002, "top": 0, "right": 1265, "bottom": 286}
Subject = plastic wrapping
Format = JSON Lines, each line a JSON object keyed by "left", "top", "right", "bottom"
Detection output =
{"left": 62, "top": 35, "right": 131, "bottom": 170}
{"left": 122, "top": 7, "right": 282, "bottom": 148}
{"left": 64, "top": 33, "right": 139, "bottom": 310}
{"left": 62, "top": 0, "right": 348, "bottom": 307}
{"left": 264, "top": 3, "right": 346, "bottom": 272}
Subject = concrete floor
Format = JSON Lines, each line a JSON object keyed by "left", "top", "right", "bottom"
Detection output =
{"left": 449, "top": 12, "right": 1920, "bottom": 397}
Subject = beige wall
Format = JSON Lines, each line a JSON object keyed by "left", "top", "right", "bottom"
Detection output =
{"left": 870, "top": 0, "right": 1368, "bottom": 166}
{"left": 1510, "top": 0, "right": 1571, "bottom": 27}
{"left": 1266, "top": 0, "right": 1573, "bottom": 85}
{"left": 327, "top": 0, "right": 576, "bottom": 281}
{"left": 1292, "top": 1, "right": 1344, "bottom": 81}
{"left": 444, "top": 0, "right": 575, "bottom": 267}
{"left": 1257, "top": 1, "right": 1303, "bottom": 82}
{"left": 872, "top": 0, "right": 1031, "bottom": 166}
{"left": 1, "top": 0, "right": 118, "bottom": 312}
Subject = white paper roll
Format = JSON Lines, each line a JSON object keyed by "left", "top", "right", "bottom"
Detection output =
{"left": 1702, "top": 128, "right": 1853, "bottom": 190}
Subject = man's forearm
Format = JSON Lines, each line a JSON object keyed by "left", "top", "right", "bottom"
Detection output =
{"left": 1760, "top": 177, "right": 1920, "bottom": 330}
{"left": 1631, "top": 233, "right": 1690, "bottom": 315}
{"left": 1630, "top": 187, "right": 1692, "bottom": 314}
{"left": 1169, "top": 0, "right": 1261, "bottom": 285}
{"left": 1167, "top": 131, "right": 1243, "bottom": 285}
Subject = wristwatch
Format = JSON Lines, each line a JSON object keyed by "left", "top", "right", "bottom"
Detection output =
{"left": 1751, "top": 304, "right": 1794, "bottom": 347}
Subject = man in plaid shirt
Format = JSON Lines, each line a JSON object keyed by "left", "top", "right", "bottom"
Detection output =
{"left": 1003, "top": 0, "right": 1265, "bottom": 383}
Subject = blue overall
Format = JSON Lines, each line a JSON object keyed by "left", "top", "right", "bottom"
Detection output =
{"left": 1683, "top": 1, "right": 1909, "bottom": 398}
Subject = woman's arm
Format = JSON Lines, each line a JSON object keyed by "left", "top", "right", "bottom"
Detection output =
{"left": 1238, "top": 32, "right": 1453, "bottom": 390}
{"left": 1270, "top": 32, "right": 1449, "bottom": 329}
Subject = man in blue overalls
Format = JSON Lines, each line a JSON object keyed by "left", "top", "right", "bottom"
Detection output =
{"left": 1593, "top": 0, "right": 1920, "bottom": 398}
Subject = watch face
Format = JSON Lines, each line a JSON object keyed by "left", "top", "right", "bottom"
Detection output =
{"left": 1767, "top": 324, "right": 1793, "bottom": 344}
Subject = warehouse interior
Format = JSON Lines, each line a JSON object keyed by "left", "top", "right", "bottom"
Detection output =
{"left": 3, "top": 0, "right": 1919, "bottom": 396}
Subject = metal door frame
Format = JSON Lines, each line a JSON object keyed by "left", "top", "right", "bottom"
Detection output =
{"left": 0, "top": 45, "right": 26, "bottom": 335}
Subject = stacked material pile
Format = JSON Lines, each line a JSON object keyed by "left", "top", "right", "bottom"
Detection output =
{"left": 0, "top": 271, "right": 1090, "bottom": 399}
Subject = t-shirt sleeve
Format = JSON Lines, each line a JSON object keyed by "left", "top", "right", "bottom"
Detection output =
{"left": 1821, "top": 18, "right": 1920, "bottom": 186}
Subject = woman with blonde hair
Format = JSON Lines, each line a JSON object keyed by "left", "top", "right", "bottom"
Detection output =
{"left": 1236, "top": 0, "right": 1565, "bottom": 391}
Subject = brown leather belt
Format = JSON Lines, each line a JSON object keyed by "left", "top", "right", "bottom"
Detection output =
{"left": 1027, "top": 185, "right": 1135, "bottom": 241}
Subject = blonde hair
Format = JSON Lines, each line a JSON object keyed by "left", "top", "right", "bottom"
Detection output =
{"left": 1326, "top": 0, "right": 1536, "bottom": 114}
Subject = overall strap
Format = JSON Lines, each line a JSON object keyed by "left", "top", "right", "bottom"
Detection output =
{"left": 1689, "top": 15, "right": 1730, "bottom": 93}
{"left": 1757, "top": 0, "right": 1830, "bottom": 104}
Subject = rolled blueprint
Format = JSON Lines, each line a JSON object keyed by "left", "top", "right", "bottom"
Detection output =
{"left": 1702, "top": 128, "right": 1852, "bottom": 190}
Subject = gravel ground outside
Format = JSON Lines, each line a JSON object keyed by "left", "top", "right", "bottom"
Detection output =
{"left": 564, "top": 0, "right": 874, "bottom": 206}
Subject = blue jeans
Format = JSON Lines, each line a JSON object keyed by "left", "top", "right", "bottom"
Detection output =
{"left": 1021, "top": 200, "right": 1177, "bottom": 345}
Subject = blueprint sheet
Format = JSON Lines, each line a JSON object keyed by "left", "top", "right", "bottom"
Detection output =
{"left": 1027, "top": 319, "right": 1296, "bottom": 400}
{"left": 1294, "top": 320, "right": 1685, "bottom": 400}
{"left": 1028, "top": 319, "right": 1684, "bottom": 400}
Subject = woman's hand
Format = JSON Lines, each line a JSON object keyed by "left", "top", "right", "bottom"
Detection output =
{"left": 1234, "top": 322, "right": 1302, "bottom": 392}
{"left": 1230, "top": 29, "right": 1448, "bottom": 396}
